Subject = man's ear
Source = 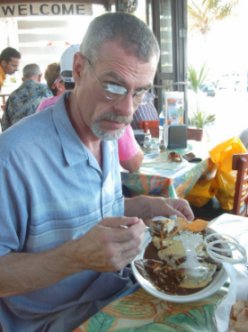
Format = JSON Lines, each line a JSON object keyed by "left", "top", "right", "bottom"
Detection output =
{"left": 1, "top": 60, "right": 7, "bottom": 70}
{"left": 73, "top": 53, "right": 86, "bottom": 83}
{"left": 37, "top": 74, "right": 42, "bottom": 82}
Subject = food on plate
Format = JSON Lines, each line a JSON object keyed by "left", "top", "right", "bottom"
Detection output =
{"left": 168, "top": 151, "right": 182, "bottom": 162}
{"left": 149, "top": 216, "right": 208, "bottom": 238}
{"left": 135, "top": 217, "right": 221, "bottom": 295}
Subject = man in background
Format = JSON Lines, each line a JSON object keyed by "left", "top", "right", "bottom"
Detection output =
{"left": 0, "top": 47, "right": 21, "bottom": 91}
{"left": 131, "top": 90, "right": 159, "bottom": 129}
{"left": 60, "top": 44, "right": 80, "bottom": 90}
{"left": 1, "top": 63, "right": 52, "bottom": 131}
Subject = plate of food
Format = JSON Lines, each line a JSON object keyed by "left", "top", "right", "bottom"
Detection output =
{"left": 131, "top": 217, "right": 229, "bottom": 303}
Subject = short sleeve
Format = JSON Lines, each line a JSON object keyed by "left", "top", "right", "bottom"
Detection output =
{"left": 118, "top": 125, "right": 140, "bottom": 161}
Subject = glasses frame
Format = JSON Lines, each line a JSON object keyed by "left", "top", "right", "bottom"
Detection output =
{"left": 84, "top": 56, "right": 151, "bottom": 106}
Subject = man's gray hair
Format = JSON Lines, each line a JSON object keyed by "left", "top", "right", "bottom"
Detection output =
{"left": 22, "top": 63, "right": 41, "bottom": 78}
{"left": 80, "top": 12, "right": 160, "bottom": 63}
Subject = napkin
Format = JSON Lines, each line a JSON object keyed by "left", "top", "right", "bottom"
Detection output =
{"left": 214, "top": 263, "right": 237, "bottom": 332}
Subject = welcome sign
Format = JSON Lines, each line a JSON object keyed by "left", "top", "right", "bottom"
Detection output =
{"left": 0, "top": 2, "right": 92, "bottom": 17}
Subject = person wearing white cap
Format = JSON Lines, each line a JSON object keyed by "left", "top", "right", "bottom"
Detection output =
{"left": 36, "top": 44, "right": 80, "bottom": 112}
{"left": 60, "top": 44, "right": 80, "bottom": 89}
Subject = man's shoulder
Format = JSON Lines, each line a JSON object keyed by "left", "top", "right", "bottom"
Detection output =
{"left": 28, "top": 80, "right": 52, "bottom": 93}
{"left": 8, "top": 82, "right": 27, "bottom": 97}
{"left": 0, "top": 111, "right": 54, "bottom": 157}
{"left": 37, "top": 83, "right": 53, "bottom": 97}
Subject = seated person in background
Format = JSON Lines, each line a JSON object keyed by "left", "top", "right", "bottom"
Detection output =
{"left": 0, "top": 47, "right": 21, "bottom": 91}
{"left": 131, "top": 91, "right": 159, "bottom": 129}
{"left": 239, "top": 128, "right": 248, "bottom": 149}
{"left": 36, "top": 44, "right": 80, "bottom": 112}
{"left": 118, "top": 124, "right": 144, "bottom": 172}
{"left": 1, "top": 63, "right": 52, "bottom": 131}
{"left": 36, "top": 62, "right": 65, "bottom": 112}
{"left": 0, "top": 12, "right": 194, "bottom": 331}
{"left": 60, "top": 44, "right": 80, "bottom": 90}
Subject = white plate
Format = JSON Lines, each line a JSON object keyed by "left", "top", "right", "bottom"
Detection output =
{"left": 131, "top": 231, "right": 228, "bottom": 303}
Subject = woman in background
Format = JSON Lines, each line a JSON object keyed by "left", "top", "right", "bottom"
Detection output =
{"left": 36, "top": 62, "right": 65, "bottom": 112}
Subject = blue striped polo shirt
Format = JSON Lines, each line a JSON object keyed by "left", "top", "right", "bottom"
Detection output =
{"left": 0, "top": 93, "right": 132, "bottom": 331}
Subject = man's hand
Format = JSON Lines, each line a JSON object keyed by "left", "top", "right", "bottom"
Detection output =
{"left": 125, "top": 195, "right": 194, "bottom": 221}
{"left": 160, "top": 197, "right": 194, "bottom": 221}
{"left": 72, "top": 216, "right": 146, "bottom": 272}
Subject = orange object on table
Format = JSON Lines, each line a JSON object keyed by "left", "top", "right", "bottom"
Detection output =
{"left": 139, "top": 120, "right": 159, "bottom": 137}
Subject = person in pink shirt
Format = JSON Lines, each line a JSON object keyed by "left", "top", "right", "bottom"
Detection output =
{"left": 37, "top": 45, "right": 80, "bottom": 113}
{"left": 118, "top": 124, "right": 143, "bottom": 172}
{"left": 36, "top": 62, "right": 64, "bottom": 112}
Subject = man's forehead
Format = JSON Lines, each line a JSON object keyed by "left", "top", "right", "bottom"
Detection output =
{"left": 9, "top": 57, "right": 20, "bottom": 64}
{"left": 98, "top": 40, "right": 158, "bottom": 63}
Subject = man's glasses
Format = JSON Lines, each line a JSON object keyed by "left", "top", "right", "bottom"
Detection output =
{"left": 84, "top": 56, "right": 150, "bottom": 106}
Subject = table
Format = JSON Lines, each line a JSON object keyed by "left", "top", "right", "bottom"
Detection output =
{"left": 74, "top": 287, "right": 228, "bottom": 332}
{"left": 74, "top": 213, "right": 248, "bottom": 332}
{"left": 122, "top": 148, "right": 212, "bottom": 198}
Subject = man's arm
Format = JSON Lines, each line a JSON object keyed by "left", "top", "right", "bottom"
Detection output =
{"left": 120, "top": 148, "right": 144, "bottom": 172}
{"left": 0, "top": 216, "right": 145, "bottom": 298}
{"left": 0, "top": 245, "right": 73, "bottom": 297}
{"left": 1, "top": 98, "right": 11, "bottom": 131}
{"left": 118, "top": 125, "right": 144, "bottom": 172}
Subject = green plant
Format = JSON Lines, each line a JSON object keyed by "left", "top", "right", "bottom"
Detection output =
{"left": 188, "top": 64, "right": 208, "bottom": 93}
{"left": 188, "top": 110, "right": 216, "bottom": 129}
{"left": 187, "top": 64, "right": 216, "bottom": 130}
{"left": 188, "top": 0, "right": 239, "bottom": 35}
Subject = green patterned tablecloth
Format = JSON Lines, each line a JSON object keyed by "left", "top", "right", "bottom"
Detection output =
{"left": 122, "top": 151, "right": 211, "bottom": 198}
{"left": 74, "top": 286, "right": 228, "bottom": 332}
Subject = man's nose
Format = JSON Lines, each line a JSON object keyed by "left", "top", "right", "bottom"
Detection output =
{"left": 114, "top": 93, "right": 136, "bottom": 117}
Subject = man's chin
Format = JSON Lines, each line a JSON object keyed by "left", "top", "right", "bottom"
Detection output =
{"left": 93, "top": 127, "right": 126, "bottom": 141}
{"left": 102, "top": 130, "right": 125, "bottom": 141}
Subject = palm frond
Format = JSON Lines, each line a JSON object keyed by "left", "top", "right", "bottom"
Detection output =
{"left": 188, "top": 0, "right": 239, "bottom": 35}
{"left": 188, "top": 64, "right": 208, "bottom": 93}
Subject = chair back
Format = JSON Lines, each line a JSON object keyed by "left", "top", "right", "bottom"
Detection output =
{"left": 232, "top": 153, "right": 248, "bottom": 216}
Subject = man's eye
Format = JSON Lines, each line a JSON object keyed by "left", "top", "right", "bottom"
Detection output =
{"left": 103, "top": 83, "right": 127, "bottom": 95}
{"left": 135, "top": 89, "right": 147, "bottom": 96}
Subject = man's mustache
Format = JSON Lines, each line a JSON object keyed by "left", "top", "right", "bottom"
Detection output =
{"left": 96, "top": 113, "right": 133, "bottom": 125}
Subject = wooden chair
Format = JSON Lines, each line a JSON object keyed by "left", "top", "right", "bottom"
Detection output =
{"left": 232, "top": 153, "right": 248, "bottom": 216}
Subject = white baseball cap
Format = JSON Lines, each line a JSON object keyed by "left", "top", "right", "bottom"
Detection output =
{"left": 60, "top": 44, "right": 80, "bottom": 83}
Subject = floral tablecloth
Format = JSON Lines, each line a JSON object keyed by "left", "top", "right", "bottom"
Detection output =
{"left": 74, "top": 286, "right": 229, "bottom": 332}
{"left": 122, "top": 151, "right": 212, "bottom": 198}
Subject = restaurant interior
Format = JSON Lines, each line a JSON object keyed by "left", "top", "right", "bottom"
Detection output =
{"left": 1, "top": 1, "right": 248, "bottom": 331}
